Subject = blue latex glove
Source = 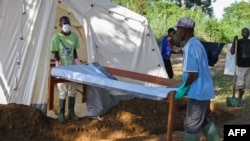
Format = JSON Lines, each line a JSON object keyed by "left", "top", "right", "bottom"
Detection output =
{"left": 175, "top": 83, "right": 191, "bottom": 100}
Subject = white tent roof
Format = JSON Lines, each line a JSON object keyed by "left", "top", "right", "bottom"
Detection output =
{"left": 0, "top": 0, "right": 168, "bottom": 113}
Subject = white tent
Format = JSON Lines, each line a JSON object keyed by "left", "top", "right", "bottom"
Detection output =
{"left": 0, "top": 0, "right": 168, "bottom": 114}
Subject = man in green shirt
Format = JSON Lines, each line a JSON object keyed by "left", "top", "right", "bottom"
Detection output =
{"left": 50, "top": 16, "right": 81, "bottom": 122}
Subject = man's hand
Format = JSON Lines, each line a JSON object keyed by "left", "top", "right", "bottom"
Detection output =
{"left": 74, "top": 58, "right": 81, "bottom": 65}
{"left": 233, "top": 36, "right": 238, "bottom": 41}
{"left": 55, "top": 61, "right": 61, "bottom": 67}
{"left": 175, "top": 83, "right": 191, "bottom": 100}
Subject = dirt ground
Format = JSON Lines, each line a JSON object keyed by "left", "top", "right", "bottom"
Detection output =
{"left": 0, "top": 97, "right": 245, "bottom": 141}
{"left": 0, "top": 48, "right": 249, "bottom": 141}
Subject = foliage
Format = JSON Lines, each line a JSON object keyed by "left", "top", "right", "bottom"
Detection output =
{"left": 220, "top": 1, "right": 250, "bottom": 42}
{"left": 174, "top": 0, "right": 214, "bottom": 17}
{"left": 112, "top": 0, "right": 250, "bottom": 44}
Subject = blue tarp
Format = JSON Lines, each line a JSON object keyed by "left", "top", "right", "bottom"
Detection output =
{"left": 51, "top": 63, "right": 178, "bottom": 101}
{"left": 201, "top": 41, "right": 225, "bottom": 67}
{"left": 51, "top": 63, "right": 178, "bottom": 117}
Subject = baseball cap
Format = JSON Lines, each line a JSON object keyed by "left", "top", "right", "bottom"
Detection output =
{"left": 176, "top": 17, "right": 195, "bottom": 28}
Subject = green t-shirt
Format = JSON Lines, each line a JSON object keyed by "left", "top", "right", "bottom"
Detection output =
{"left": 50, "top": 32, "right": 80, "bottom": 65}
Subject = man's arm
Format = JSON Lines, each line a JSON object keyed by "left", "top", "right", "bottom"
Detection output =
{"left": 171, "top": 36, "right": 182, "bottom": 47}
{"left": 175, "top": 71, "right": 197, "bottom": 99}
{"left": 169, "top": 38, "right": 183, "bottom": 54}
{"left": 161, "top": 36, "right": 168, "bottom": 59}
{"left": 73, "top": 49, "right": 81, "bottom": 65}
{"left": 53, "top": 51, "right": 60, "bottom": 61}
{"left": 73, "top": 49, "right": 78, "bottom": 59}
{"left": 185, "top": 72, "right": 198, "bottom": 86}
{"left": 168, "top": 36, "right": 183, "bottom": 54}
{"left": 230, "top": 36, "right": 238, "bottom": 55}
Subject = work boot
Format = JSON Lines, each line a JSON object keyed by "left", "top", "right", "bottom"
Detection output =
{"left": 68, "top": 96, "right": 79, "bottom": 121}
{"left": 58, "top": 99, "right": 66, "bottom": 123}
{"left": 202, "top": 122, "right": 220, "bottom": 141}
{"left": 184, "top": 132, "right": 199, "bottom": 141}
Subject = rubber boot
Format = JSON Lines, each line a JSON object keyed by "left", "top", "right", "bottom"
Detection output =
{"left": 238, "top": 89, "right": 244, "bottom": 100}
{"left": 202, "top": 122, "right": 220, "bottom": 141}
{"left": 58, "top": 99, "right": 66, "bottom": 123}
{"left": 238, "top": 89, "right": 245, "bottom": 106}
{"left": 184, "top": 132, "right": 199, "bottom": 141}
{"left": 68, "top": 96, "right": 79, "bottom": 121}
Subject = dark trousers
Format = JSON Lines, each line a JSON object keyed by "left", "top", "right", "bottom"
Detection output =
{"left": 163, "top": 59, "right": 174, "bottom": 79}
{"left": 184, "top": 99, "right": 211, "bottom": 134}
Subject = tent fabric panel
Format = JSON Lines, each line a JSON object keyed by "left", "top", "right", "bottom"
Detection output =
{"left": 29, "top": 0, "right": 58, "bottom": 106}
{"left": 0, "top": 0, "right": 57, "bottom": 110}
{"left": 63, "top": 0, "right": 168, "bottom": 80}
{"left": 9, "top": 0, "right": 57, "bottom": 106}
{"left": 0, "top": 0, "right": 23, "bottom": 103}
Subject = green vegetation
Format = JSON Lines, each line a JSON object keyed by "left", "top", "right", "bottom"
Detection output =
{"left": 113, "top": 0, "right": 250, "bottom": 45}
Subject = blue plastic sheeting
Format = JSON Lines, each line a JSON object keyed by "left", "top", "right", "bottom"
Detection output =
{"left": 51, "top": 63, "right": 178, "bottom": 101}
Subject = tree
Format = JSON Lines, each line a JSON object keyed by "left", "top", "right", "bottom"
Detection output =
{"left": 220, "top": 1, "right": 250, "bottom": 42}
{"left": 162, "top": 0, "right": 215, "bottom": 16}
{"left": 112, "top": 0, "right": 250, "bottom": 43}
{"left": 112, "top": 0, "right": 215, "bottom": 16}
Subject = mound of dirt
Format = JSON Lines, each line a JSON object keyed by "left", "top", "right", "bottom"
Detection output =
{"left": 0, "top": 98, "right": 236, "bottom": 141}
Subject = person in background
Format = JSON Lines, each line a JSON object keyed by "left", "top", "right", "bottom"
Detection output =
{"left": 161, "top": 28, "right": 182, "bottom": 79}
{"left": 50, "top": 16, "right": 81, "bottom": 122}
{"left": 230, "top": 27, "right": 250, "bottom": 106}
{"left": 174, "top": 17, "right": 220, "bottom": 141}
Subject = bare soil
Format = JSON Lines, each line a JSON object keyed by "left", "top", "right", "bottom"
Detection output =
{"left": 0, "top": 98, "right": 240, "bottom": 141}
{"left": 0, "top": 48, "right": 249, "bottom": 141}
